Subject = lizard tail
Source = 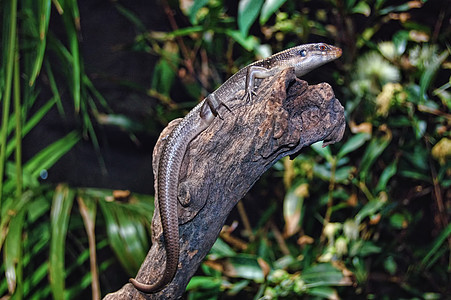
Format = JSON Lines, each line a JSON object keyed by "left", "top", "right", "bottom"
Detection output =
{"left": 129, "top": 277, "right": 167, "bottom": 293}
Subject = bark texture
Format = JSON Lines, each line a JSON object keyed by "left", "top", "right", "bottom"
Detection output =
{"left": 103, "top": 68, "right": 345, "bottom": 299}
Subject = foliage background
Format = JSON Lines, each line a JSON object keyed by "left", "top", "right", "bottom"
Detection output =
{"left": 0, "top": 0, "right": 449, "bottom": 299}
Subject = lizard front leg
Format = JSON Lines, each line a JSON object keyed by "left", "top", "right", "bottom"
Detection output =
{"left": 243, "top": 66, "right": 281, "bottom": 102}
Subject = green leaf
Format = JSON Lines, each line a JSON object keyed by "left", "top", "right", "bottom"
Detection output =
{"left": 337, "top": 133, "right": 371, "bottom": 159}
{"left": 313, "top": 164, "right": 333, "bottom": 181}
{"left": 83, "top": 75, "right": 111, "bottom": 112}
{"left": 384, "top": 256, "right": 397, "bottom": 275}
{"left": 60, "top": 0, "right": 81, "bottom": 112}
{"left": 6, "top": 97, "right": 57, "bottom": 158}
{"left": 420, "top": 50, "right": 449, "bottom": 102}
{"left": 23, "top": 131, "right": 80, "bottom": 178}
{"left": 421, "top": 223, "right": 451, "bottom": 269}
{"left": 423, "top": 292, "right": 442, "bottom": 300}
{"left": 114, "top": 3, "right": 147, "bottom": 32}
{"left": 96, "top": 114, "right": 145, "bottom": 132}
{"left": 77, "top": 196, "right": 99, "bottom": 298}
{"left": 412, "top": 118, "right": 427, "bottom": 139}
{"left": 399, "top": 170, "right": 431, "bottom": 182}
{"left": 189, "top": 0, "right": 210, "bottom": 25}
{"left": 302, "top": 263, "right": 343, "bottom": 286}
{"left": 389, "top": 213, "right": 406, "bottom": 229}
{"left": 283, "top": 184, "right": 305, "bottom": 237}
{"left": 238, "top": 0, "right": 264, "bottom": 37}
{"left": 375, "top": 159, "right": 397, "bottom": 192}
{"left": 0, "top": 0, "right": 18, "bottom": 208}
{"left": 225, "top": 29, "right": 259, "bottom": 52}
{"left": 0, "top": 192, "right": 33, "bottom": 249}
{"left": 151, "top": 50, "right": 179, "bottom": 97}
{"left": 49, "top": 184, "right": 75, "bottom": 300}
{"left": 274, "top": 255, "right": 297, "bottom": 270}
{"left": 45, "top": 61, "right": 65, "bottom": 115}
{"left": 98, "top": 199, "right": 150, "bottom": 275}
{"left": 345, "top": 0, "right": 357, "bottom": 9}
{"left": 307, "top": 286, "right": 338, "bottom": 298}
{"left": 260, "top": 0, "right": 287, "bottom": 25}
{"left": 25, "top": 261, "right": 51, "bottom": 298}
{"left": 225, "top": 255, "right": 264, "bottom": 282}
{"left": 355, "top": 199, "right": 385, "bottom": 224}
{"left": 379, "top": 2, "right": 417, "bottom": 15}
{"left": 351, "top": 1, "right": 371, "bottom": 16}
{"left": 334, "top": 166, "right": 353, "bottom": 183}
{"left": 311, "top": 141, "right": 332, "bottom": 162}
{"left": 359, "top": 133, "right": 391, "bottom": 181}
{"left": 4, "top": 207, "right": 26, "bottom": 296}
{"left": 168, "top": 26, "right": 204, "bottom": 38}
{"left": 210, "top": 237, "right": 237, "bottom": 257}
{"left": 228, "top": 279, "right": 251, "bottom": 295}
{"left": 29, "top": 0, "right": 51, "bottom": 86}
{"left": 350, "top": 240, "right": 382, "bottom": 257}
{"left": 392, "top": 30, "right": 409, "bottom": 56}
{"left": 26, "top": 196, "right": 51, "bottom": 223}
{"left": 359, "top": 241, "right": 382, "bottom": 256}
{"left": 186, "top": 276, "right": 222, "bottom": 290}
{"left": 375, "top": 0, "right": 387, "bottom": 10}
{"left": 402, "top": 144, "right": 428, "bottom": 171}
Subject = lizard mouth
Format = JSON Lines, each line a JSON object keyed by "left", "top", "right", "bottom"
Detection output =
{"left": 331, "top": 46, "right": 343, "bottom": 58}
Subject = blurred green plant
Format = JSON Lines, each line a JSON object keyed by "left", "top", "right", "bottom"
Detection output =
{"left": 0, "top": 184, "right": 153, "bottom": 299}
{"left": 1, "top": 0, "right": 450, "bottom": 299}
{"left": 0, "top": 0, "right": 153, "bottom": 298}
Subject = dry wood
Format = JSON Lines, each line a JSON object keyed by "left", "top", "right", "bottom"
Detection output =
{"left": 103, "top": 68, "right": 345, "bottom": 299}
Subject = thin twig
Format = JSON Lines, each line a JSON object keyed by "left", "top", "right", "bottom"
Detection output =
{"left": 162, "top": 1, "right": 195, "bottom": 77}
{"left": 237, "top": 201, "right": 254, "bottom": 241}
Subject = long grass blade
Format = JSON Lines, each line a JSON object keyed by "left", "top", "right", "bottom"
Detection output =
{"left": 0, "top": 0, "right": 18, "bottom": 209}
{"left": 22, "top": 216, "right": 51, "bottom": 296}
{"left": 83, "top": 75, "right": 112, "bottom": 113}
{"left": 13, "top": 36, "right": 22, "bottom": 199}
{"left": 45, "top": 61, "right": 65, "bottom": 115}
{"left": 6, "top": 97, "right": 56, "bottom": 159}
{"left": 49, "top": 184, "right": 75, "bottom": 299}
{"left": 84, "top": 107, "right": 107, "bottom": 174}
{"left": 23, "top": 131, "right": 80, "bottom": 178}
{"left": 78, "top": 196, "right": 101, "bottom": 299}
{"left": 4, "top": 208, "right": 25, "bottom": 296}
{"left": 421, "top": 223, "right": 451, "bottom": 269}
{"left": 29, "top": 0, "right": 51, "bottom": 86}
{"left": 61, "top": 0, "right": 81, "bottom": 112}
{"left": 0, "top": 191, "right": 32, "bottom": 252}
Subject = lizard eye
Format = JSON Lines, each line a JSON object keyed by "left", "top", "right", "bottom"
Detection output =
{"left": 300, "top": 50, "right": 307, "bottom": 57}
{"left": 318, "top": 44, "right": 327, "bottom": 51}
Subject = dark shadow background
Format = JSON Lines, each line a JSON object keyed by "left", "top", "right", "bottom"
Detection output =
{"left": 24, "top": 0, "right": 172, "bottom": 194}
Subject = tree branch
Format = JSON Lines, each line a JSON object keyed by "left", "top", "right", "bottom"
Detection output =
{"left": 103, "top": 68, "right": 345, "bottom": 299}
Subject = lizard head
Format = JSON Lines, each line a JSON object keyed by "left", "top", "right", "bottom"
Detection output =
{"left": 273, "top": 43, "right": 342, "bottom": 77}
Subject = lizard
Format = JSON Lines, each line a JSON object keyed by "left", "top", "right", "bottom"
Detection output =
{"left": 129, "top": 43, "right": 342, "bottom": 294}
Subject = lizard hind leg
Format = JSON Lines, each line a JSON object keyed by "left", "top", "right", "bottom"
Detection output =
{"left": 203, "top": 93, "right": 231, "bottom": 120}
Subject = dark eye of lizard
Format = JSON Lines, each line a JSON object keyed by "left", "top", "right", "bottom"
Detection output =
{"left": 300, "top": 49, "right": 307, "bottom": 57}
{"left": 318, "top": 44, "right": 327, "bottom": 51}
